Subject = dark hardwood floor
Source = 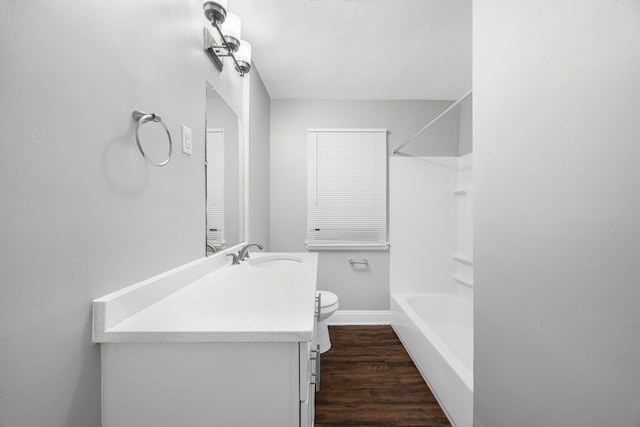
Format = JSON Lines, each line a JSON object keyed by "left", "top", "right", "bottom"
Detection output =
{"left": 314, "top": 325, "right": 451, "bottom": 427}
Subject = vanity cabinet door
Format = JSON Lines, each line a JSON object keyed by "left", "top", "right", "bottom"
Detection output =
{"left": 300, "top": 380, "right": 316, "bottom": 427}
{"left": 102, "top": 342, "right": 300, "bottom": 427}
{"left": 300, "top": 340, "right": 320, "bottom": 427}
{"left": 300, "top": 343, "right": 320, "bottom": 427}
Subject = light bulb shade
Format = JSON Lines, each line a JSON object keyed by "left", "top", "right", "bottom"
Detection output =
{"left": 222, "top": 13, "right": 241, "bottom": 52}
{"left": 235, "top": 40, "right": 251, "bottom": 74}
{"left": 236, "top": 40, "right": 251, "bottom": 69}
{"left": 203, "top": 0, "right": 228, "bottom": 25}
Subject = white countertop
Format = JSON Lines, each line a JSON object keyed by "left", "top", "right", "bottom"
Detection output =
{"left": 93, "top": 252, "right": 318, "bottom": 343}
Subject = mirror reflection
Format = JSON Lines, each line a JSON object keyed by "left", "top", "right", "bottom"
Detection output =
{"left": 205, "top": 83, "right": 243, "bottom": 255}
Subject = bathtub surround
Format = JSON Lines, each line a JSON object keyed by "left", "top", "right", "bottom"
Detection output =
{"left": 390, "top": 156, "right": 474, "bottom": 295}
{"left": 474, "top": 1, "right": 640, "bottom": 426}
{"left": 0, "top": 2, "right": 270, "bottom": 426}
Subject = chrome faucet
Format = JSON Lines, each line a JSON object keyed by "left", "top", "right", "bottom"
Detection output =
{"left": 227, "top": 252, "right": 240, "bottom": 265}
{"left": 238, "top": 242, "right": 264, "bottom": 261}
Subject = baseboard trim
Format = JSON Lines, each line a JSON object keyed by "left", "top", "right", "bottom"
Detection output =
{"left": 327, "top": 310, "right": 391, "bottom": 325}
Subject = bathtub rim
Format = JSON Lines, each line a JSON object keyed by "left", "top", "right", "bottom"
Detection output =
{"left": 391, "top": 292, "right": 473, "bottom": 392}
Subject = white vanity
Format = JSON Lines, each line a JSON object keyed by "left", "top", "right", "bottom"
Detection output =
{"left": 93, "top": 251, "right": 319, "bottom": 427}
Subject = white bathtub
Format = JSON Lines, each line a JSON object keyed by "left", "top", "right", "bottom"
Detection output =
{"left": 391, "top": 293, "right": 473, "bottom": 427}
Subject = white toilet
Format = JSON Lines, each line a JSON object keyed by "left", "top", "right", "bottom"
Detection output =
{"left": 316, "top": 290, "right": 339, "bottom": 353}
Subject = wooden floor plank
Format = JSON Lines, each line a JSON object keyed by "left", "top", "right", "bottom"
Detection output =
{"left": 315, "top": 325, "right": 452, "bottom": 427}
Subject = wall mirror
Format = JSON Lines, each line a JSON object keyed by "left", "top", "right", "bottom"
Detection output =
{"left": 205, "top": 82, "right": 244, "bottom": 255}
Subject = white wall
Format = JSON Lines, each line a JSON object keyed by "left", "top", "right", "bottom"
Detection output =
{"left": 270, "top": 100, "right": 460, "bottom": 310}
{"left": 0, "top": 2, "right": 270, "bottom": 426}
{"left": 248, "top": 65, "right": 271, "bottom": 250}
{"left": 474, "top": 1, "right": 640, "bottom": 426}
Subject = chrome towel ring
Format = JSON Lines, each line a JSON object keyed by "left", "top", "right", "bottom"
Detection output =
{"left": 132, "top": 110, "right": 172, "bottom": 167}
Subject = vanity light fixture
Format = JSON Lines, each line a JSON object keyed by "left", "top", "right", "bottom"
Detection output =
{"left": 203, "top": 0, "right": 251, "bottom": 76}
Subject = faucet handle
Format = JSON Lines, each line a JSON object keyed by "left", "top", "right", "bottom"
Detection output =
{"left": 227, "top": 253, "right": 240, "bottom": 265}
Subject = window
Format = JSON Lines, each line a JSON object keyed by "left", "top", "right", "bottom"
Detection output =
{"left": 206, "top": 128, "right": 225, "bottom": 248}
{"left": 306, "top": 129, "right": 388, "bottom": 251}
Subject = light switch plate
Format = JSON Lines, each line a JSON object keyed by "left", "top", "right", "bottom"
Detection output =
{"left": 182, "top": 125, "right": 192, "bottom": 155}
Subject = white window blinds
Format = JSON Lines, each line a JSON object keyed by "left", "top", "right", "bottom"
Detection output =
{"left": 306, "top": 129, "right": 388, "bottom": 251}
{"left": 206, "top": 129, "right": 225, "bottom": 248}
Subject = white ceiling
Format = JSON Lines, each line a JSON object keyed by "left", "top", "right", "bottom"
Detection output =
{"left": 229, "top": 0, "right": 472, "bottom": 100}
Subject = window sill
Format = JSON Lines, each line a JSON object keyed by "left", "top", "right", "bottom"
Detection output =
{"left": 305, "top": 242, "right": 390, "bottom": 251}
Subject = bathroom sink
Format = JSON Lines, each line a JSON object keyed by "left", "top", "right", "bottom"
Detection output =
{"left": 247, "top": 255, "right": 303, "bottom": 269}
